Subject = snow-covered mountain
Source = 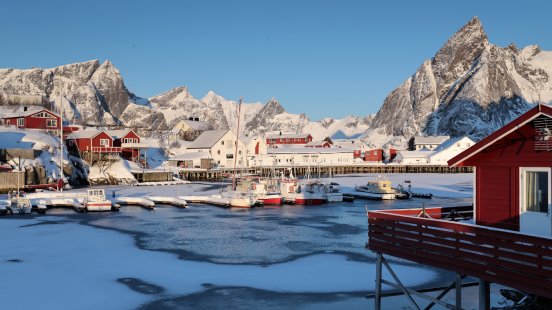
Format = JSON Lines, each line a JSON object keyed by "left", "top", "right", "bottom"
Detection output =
{"left": 0, "top": 59, "right": 167, "bottom": 129}
{"left": 365, "top": 17, "right": 552, "bottom": 148}
{"left": 0, "top": 61, "right": 371, "bottom": 139}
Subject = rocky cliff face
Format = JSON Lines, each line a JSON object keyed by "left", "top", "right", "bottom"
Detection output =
{"left": 366, "top": 17, "right": 552, "bottom": 147}
{"left": 0, "top": 59, "right": 372, "bottom": 139}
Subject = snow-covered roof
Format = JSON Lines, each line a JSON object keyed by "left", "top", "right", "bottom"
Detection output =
{"left": 168, "top": 152, "right": 211, "bottom": 161}
{"left": 67, "top": 130, "right": 105, "bottom": 140}
{"left": 187, "top": 130, "right": 229, "bottom": 149}
{"left": 105, "top": 130, "right": 135, "bottom": 139}
{"left": 397, "top": 150, "right": 434, "bottom": 158}
{"left": 268, "top": 147, "right": 353, "bottom": 154}
{"left": 266, "top": 133, "right": 311, "bottom": 139}
{"left": 306, "top": 141, "right": 330, "bottom": 147}
{"left": 414, "top": 135, "right": 450, "bottom": 145}
{"left": 432, "top": 137, "right": 474, "bottom": 153}
{"left": 2, "top": 106, "right": 59, "bottom": 119}
{"left": 177, "top": 119, "right": 211, "bottom": 131}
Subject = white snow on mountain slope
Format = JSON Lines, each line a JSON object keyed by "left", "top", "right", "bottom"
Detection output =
{"left": 365, "top": 17, "right": 552, "bottom": 149}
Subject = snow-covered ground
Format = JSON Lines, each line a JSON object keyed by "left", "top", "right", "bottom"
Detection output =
{"left": 0, "top": 173, "right": 514, "bottom": 309}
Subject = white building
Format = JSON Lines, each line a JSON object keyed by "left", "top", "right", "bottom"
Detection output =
{"left": 169, "top": 118, "right": 212, "bottom": 142}
{"left": 185, "top": 129, "right": 246, "bottom": 168}
{"left": 249, "top": 147, "right": 355, "bottom": 167}
{"left": 428, "top": 136, "right": 475, "bottom": 165}
{"left": 394, "top": 150, "right": 432, "bottom": 165}
{"left": 414, "top": 135, "right": 450, "bottom": 151}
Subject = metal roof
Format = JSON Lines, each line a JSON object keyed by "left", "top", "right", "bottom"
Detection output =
{"left": 2, "top": 106, "right": 59, "bottom": 119}
{"left": 67, "top": 130, "right": 106, "bottom": 140}
{"left": 414, "top": 135, "right": 450, "bottom": 145}
{"left": 187, "top": 130, "right": 229, "bottom": 149}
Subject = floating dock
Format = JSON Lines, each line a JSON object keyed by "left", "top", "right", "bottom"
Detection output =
{"left": 113, "top": 197, "right": 155, "bottom": 209}
{"left": 179, "top": 195, "right": 230, "bottom": 207}
{"left": 148, "top": 196, "right": 188, "bottom": 208}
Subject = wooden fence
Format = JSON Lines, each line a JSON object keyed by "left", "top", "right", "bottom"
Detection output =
{"left": 368, "top": 208, "right": 552, "bottom": 298}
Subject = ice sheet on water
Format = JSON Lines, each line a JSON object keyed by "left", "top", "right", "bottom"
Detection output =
{"left": 0, "top": 217, "right": 436, "bottom": 310}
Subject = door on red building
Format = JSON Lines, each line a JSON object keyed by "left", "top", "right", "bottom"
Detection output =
{"left": 520, "top": 168, "right": 551, "bottom": 236}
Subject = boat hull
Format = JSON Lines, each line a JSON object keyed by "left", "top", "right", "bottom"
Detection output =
{"left": 257, "top": 195, "right": 282, "bottom": 205}
{"left": 85, "top": 202, "right": 112, "bottom": 212}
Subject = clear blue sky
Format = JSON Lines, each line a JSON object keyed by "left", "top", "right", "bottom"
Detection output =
{"left": 1, "top": 0, "right": 551, "bottom": 120}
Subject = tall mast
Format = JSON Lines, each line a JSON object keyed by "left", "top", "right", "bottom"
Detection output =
{"left": 232, "top": 97, "right": 243, "bottom": 191}
{"left": 58, "top": 79, "right": 64, "bottom": 191}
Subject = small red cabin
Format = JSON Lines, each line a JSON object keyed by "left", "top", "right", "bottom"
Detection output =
{"left": 106, "top": 130, "right": 141, "bottom": 162}
{"left": 266, "top": 133, "right": 313, "bottom": 146}
{"left": 449, "top": 104, "right": 552, "bottom": 237}
{"left": 1, "top": 107, "right": 61, "bottom": 134}
{"left": 364, "top": 149, "right": 384, "bottom": 162}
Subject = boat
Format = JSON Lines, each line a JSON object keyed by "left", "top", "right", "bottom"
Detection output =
{"left": 355, "top": 177, "right": 396, "bottom": 200}
{"left": 323, "top": 168, "right": 343, "bottom": 202}
{"left": 250, "top": 177, "right": 283, "bottom": 205}
{"left": 10, "top": 197, "right": 32, "bottom": 215}
{"left": 324, "top": 182, "right": 344, "bottom": 202}
{"left": 281, "top": 177, "right": 326, "bottom": 205}
{"left": 83, "top": 189, "right": 112, "bottom": 211}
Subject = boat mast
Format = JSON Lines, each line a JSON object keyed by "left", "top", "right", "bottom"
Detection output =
{"left": 58, "top": 79, "right": 64, "bottom": 192}
{"left": 232, "top": 97, "right": 243, "bottom": 191}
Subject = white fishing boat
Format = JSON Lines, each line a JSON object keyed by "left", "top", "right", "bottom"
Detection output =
{"left": 83, "top": 189, "right": 112, "bottom": 211}
{"left": 251, "top": 177, "right": 282, "bottom": 205}
{"left": 10, "top": 197, "right": 32, "bottom": 215}
{"left": 355, "top": 176, "right": 396, "bottom": 200}
{"left": 280, "top": 174, "right": 326, "bottom": 205}
{"left": 323, "top": 168, "right": 343, "bottom": 202}
{"left": 324, "top": 182, "right": 344, "bottom": 202}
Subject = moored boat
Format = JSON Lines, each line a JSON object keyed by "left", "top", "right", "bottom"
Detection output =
{"left": 355, "top": 177, "right": 396, "bottom": 200}
{"left": 84, "top": 189, "right": 113, "bottom": 211}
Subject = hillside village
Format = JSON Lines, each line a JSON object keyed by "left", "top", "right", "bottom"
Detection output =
{"left": 0, "top": 96, "right": 474, "bottom": 189}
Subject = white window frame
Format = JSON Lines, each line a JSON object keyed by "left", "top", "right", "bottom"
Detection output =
{"left": 100, "top": 139, "right": 110, "bottom": 146}
{"left": 47, "top": 119, "right": 57, "bottom": 128}
{"left": 17, "top": 118, "right": 24, "bottom": 127}
{"left": 520, "top": 167, "right": 551, "bottom": 214}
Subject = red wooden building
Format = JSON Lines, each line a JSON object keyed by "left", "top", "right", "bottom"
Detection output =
{"left": 66, "top": 130, "right": 121, "bottom": 162}
{"left": 266, "top": 133, "right": 313, "bottom": 146}
{"left": 1, "top": 107, "right": 61, "bottom": 135}
{"left": 106, "top": 130, "right": 142, "bottom": 162}
{"left": 367, "top": 105, "right": 552, "bottom": 309}
{"left": 364, "top": 149, "right": 384, "bottom": 162}
{"left": 449, "top": 104, "right": 552, "bottom": 235}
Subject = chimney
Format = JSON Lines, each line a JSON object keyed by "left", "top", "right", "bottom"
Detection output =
{"left": 24, "top": 107, "right": 28, "bottom": 112}
{"left": 188, "top": 117, "right": 193, "bottom": 121}
{"left": 279, "top": 131, "right": 282, "bottom": 136}
{"left": 194, "top": 117, "right": 199, "bottom": 121}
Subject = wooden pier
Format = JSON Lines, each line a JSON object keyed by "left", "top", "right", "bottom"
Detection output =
{"left": 178, "top": 165, "right": 472, "bottom": 182}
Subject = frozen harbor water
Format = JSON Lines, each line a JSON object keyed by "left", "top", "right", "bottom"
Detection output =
{"left": 0, "top": 173, "right": 494, "bottom": 309}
